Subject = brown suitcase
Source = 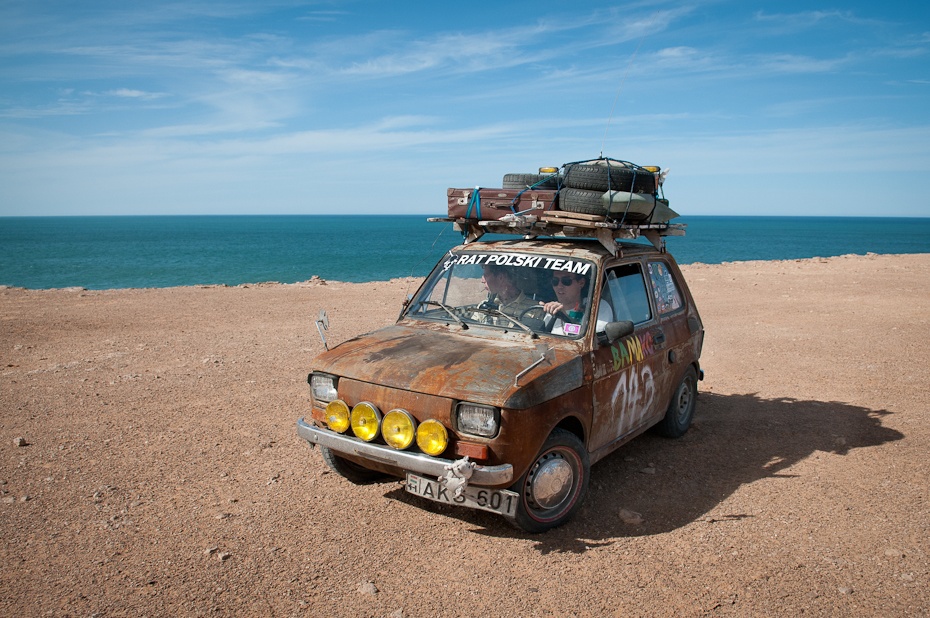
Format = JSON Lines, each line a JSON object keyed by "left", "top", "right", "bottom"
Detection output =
{"left": 447, "top": 187, "right": 559, "bottom": 220}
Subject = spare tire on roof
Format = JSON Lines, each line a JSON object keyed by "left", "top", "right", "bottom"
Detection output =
{"left": 563, "top": 161, "right": 656, "bottom": 194}
{"left": 559, "top": 187, "right": 656, "bottom": 221}
{"left": 558, "top": 188, "right": 609, "bottom": 216}
{"left": 502, "top": 173, "right": 560, "bottom": 190}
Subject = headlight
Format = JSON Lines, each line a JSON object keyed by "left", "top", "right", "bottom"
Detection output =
{"left": 324, "top": 400, "right": 351, "bottom": 433}
{"left": 382, "top": 409, "right": 417, "bottom": 450}
{"left": 350, "top": 402, "right": 382, "bottom": 442}
{"left": 416, "top": 419, "right": 449, "bottom": 456}
{"left": 454, "top": 403, "right": 500, "bottom": 438}
{"left": 309, "top": 373, "right": 338, "bottom": 403}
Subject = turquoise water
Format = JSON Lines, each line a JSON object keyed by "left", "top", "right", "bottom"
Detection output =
{"left": 1, "top": 215, "right": 929, "bottom": 290}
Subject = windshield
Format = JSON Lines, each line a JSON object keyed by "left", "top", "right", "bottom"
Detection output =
{"left": 404, "top": 250, "right": 601, "bottom": 338}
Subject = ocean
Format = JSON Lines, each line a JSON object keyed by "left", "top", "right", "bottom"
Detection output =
{"left": 1, "top": 215, "right": 929, "bottom": 290}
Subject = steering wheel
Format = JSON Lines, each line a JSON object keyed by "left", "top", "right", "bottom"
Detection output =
{"left": 519, "top": 305, "right": 548, "bottom": 322}
{"left": 519, "top": 305, "right": 569, "bottom": 333}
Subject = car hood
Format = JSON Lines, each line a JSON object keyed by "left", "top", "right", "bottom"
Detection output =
{"left": 312, "top": 324, "right": 584, "bottom": 409}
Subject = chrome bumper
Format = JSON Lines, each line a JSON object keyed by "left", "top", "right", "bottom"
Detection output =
{"left": 296, "top": 417, "right": 513, "bottom": 485}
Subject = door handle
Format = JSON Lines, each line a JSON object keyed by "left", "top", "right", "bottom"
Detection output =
{"left": 654, "top": 329, "right": 666, "bottom": 345}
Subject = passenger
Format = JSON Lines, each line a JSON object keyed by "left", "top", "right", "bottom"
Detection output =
{"left": 478, "top": 264, "right": 537, "bottom": 325}
{"left": 542, "top": 273, "right": 612, "bottom": 336}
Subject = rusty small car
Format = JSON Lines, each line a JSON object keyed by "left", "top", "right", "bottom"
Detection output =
{"left": 298, "top": 228, "right": 703, "bottom": 532}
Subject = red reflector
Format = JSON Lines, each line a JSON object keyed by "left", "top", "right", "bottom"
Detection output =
{"left": 454, "top": 441, "right": 488, "bottom": 460}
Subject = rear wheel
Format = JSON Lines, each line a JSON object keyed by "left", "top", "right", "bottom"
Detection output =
{"left": 656, "top": 367, "right": 697, "bottom": 438}
{"left": 507, "top": 429, "right": 589, "bottom": 533}
{"left": 320, "top": 446, "right": 386, "bottom": 484}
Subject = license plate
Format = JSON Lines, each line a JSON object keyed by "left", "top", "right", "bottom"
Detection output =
{"left": 405, "top": 473, "right": 519, "bottom": 517}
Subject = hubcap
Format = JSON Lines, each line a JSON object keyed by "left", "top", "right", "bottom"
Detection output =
{"left": 529, "top": 454, "right": 574, "bottom": 510}
{"left": 677, "top": 380, "right": 693, "bottom": 421}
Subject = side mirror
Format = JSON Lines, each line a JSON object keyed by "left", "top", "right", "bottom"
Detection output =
{"left": 315, "top": 310, "right": 330, "bottom": 351}
{"left": 601, "top": 320, "right": 634, "bottom": 344}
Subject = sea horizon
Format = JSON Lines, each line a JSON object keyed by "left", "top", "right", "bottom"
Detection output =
{"left": 2, "top": 214, "right": 929, "bottom": 291}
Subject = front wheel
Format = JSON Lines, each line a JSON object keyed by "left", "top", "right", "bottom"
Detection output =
{"left": 507, "top": 429, "right": 590, "bottom": 533}
{"left": 320, "top": 446, "right": 386, "bottom": 484}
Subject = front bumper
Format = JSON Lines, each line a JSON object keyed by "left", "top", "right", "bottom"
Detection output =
{"left": 297, "top": 417, "right": 513, "bottom": 485}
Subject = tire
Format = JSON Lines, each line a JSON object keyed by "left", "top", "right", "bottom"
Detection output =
{"left": 320, "top": 446, "right": 386, "bottom": 484}
{"left": 502, "top": 173, "right": 559, "bottom": 190}
{"left": 507, "top": 429, "right": 590, "bottom": 533}
{"left": 563, "top": 163, "right": 656, "bottom": 194}
{"left": 559, "top": 187, "right": 608, "bottom": 216}
{"left": 656, "top": 366, "right": 697, "bottom": 438}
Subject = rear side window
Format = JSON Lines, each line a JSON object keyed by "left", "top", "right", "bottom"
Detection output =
{"left": 604, "top": 263, "right": 652, "bottom": 325}
{"left": 647, "top": 262, "right": 683, "bottom": 315}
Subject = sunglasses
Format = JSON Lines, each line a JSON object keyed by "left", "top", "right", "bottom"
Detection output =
{"left": 551, "top": 276, "right": 579, "bottom": 287}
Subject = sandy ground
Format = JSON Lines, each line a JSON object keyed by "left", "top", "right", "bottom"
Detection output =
{"left": 1, "top": 253, "right": 928, "bottom": 617}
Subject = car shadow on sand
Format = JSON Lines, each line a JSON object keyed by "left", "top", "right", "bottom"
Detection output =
{"left": 384, "top": 392, "right": 904, "bottom": 553}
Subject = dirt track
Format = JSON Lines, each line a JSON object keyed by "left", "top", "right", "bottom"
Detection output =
{"left": 1, "top": 254, "right": 928, "bottom": 616}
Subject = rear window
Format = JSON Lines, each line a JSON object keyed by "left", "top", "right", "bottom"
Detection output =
{"left": 647, "top": 262, "right": 683, "bottom": 315}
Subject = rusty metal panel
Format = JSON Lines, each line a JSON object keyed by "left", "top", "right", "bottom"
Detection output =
{"left": 338, "top": 378, "right": 455, "bottom": 423}
{"left": 312, "top": 324, "right": 585, "bottom": 408}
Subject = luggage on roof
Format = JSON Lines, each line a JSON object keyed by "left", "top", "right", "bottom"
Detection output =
{"left": 433, "top": 156, "right": 684, "bottom": 255}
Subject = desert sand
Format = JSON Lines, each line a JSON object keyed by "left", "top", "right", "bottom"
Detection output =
{"left": 1, "top": 253, "right": 928, "bottom": 617}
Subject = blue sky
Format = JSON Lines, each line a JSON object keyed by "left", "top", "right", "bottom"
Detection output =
{"left": 1, "top": 1, "right": 928, "bottom": 217}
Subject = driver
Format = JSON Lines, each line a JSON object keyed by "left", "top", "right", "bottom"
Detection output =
{"left": 478, "top": 264, "right": 537, "bottom": 325}
{"left": 542, "top": 272, "right": 612, "bottom": 336}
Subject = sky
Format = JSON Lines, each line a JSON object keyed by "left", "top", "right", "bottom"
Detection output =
{"left": 1, "top": 0, "right": 929, "bottom": 217}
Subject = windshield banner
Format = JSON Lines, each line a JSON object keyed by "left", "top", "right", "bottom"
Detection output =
{"left": 443, "top": 253, "right": 592, "bottom": 275}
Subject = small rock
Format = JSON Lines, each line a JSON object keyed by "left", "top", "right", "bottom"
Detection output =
{"left": 358, "top": 581, "right": 378, "bottom": 595}
{"left": 13, "top": 437, "right": 28, "bottom": 447}
{"left": 218, "top": 552, "right": 232, "bottom": 561}
{"left": 619, "top": 508, "right": 644, "bottom": 525}
{"left": 884, "top": 548, "right": 905, "bottom": 558}
{"left": 838, "top": 586, "right": 853, "bottom": 595}
{"left": 641, "top": 467, "right": 656, "bottom": 475}
{"left": 204, "top": 547, "right": 219, "bottom": 556}
{"left": 2, "top": 496, "right": 15, "bottom": 504}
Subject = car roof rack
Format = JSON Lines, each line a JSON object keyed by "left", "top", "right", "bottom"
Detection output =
{"left": 428, "top": 211, "right": 685, "bottom": 256}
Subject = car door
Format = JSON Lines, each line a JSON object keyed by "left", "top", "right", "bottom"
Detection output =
{"left": 588, "top": 259, "right": 669, "bottom": 452}
{"left": 645, "top": 257, "right": 698, "bottom": 394}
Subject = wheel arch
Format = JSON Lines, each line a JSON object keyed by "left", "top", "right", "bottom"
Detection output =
{"left": 554, "top": 414, "right": 586, "bottom": 446}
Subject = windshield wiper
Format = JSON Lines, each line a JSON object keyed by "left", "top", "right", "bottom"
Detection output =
{"left": 468, "top": 306, "right": 538, "bottom": 338}
{"left": 418, "top": 300, "right": 468, "bottom": 329}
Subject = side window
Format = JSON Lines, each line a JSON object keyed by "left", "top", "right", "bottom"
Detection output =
{"left": 604, "top": 263, "right": 652, "bottom": 325}
{"left": 647, "top": 261, "right": 683, "bottom": 315}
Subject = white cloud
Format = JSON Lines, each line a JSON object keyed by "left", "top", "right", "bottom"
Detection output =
{"left": 1, "top": 2, "right": 928, "bottom": 217}
{"left": 105, "top": 88, "right": 168, "bottom": 100}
